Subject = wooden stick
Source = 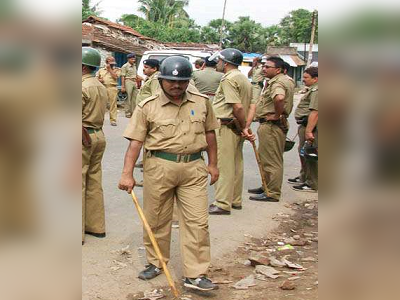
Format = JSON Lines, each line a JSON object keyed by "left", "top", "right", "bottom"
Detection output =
{"left": 248, "top": 129, "right": 270, "bottom": 197}
{"left": 130, "top": 191, "right": 179, "bottom": 298}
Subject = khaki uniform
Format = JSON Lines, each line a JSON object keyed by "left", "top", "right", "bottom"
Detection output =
{"left": 192, "top": 67, "right": 223, "bottom": 102}
{"left": 121, "top": 62, "right": 138, "bottom": 116}
{"left": 294, "top": 83, "right": 318, "bottom": 189}
{"left": 250, "top": 64, "right": 265, "bottom": 103}
{"left": 123, "top": 90, "right": 219, "bottom": 278}
{"left": 136, "top": 71, "right": 161, "bottom": 104}
{"left": 96, "top": 67, "right": 121, "bottom": 123}
{"left": 256, "top": 73, "right": 295, "bottom": 200}
{"left": 212, "top": 69, "right": 252, "bottom": 211}
{"left": 82, "top": 74, "right": 108, "bottom": 242}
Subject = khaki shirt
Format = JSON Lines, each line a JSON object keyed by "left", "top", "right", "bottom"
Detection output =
{"left": 82, "top": 74, "right": 108, "bottom": 129}
{"left": 136, "top": 71, "right": 161, "bottom": 104}
{"left": 121, "top": 62, "right": 137, "bottom": 80}
{"left": 192, "top": 67, "right": 223, "bottom": 94}
{"left": 251, "top": 65, "right": 265, "bottom": 83}
{"left": 96, "top": 67, "right": 121, "bottom": 86}
{"left": 123, "top": 90, "right": 219, "bottom": 154}
{"left": 256, "top": 73, "right": 295, "bottom": 118}
{"left": 294, "top": 84, "right": 318, "bottom": 120}
{"left": 212, "top": 69, "right": 253, "bottom": 119}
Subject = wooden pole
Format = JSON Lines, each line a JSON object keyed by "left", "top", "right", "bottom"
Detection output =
{"left": 130, "top": 191, "right": 179, "bottom": 298}
{"left": 219, "top": 0, "right": 228, "bottom": 48}
{"left": 306, "top": 10, "right": 317, "bottom": 67}
{"left": 248, "top": 129, "right": 270, "bottom": 196}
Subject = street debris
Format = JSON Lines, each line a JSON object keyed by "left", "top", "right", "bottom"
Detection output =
{"left": 110, "top": 260, "right": 128, "bottom": 271}
{"left": 138, "top": 289, "right": 165, "bottom": 300}
{"left": 233, "top": 275, "right": 257, "bottom": 290}
{"left": 269, "top": 256, "right": 286, "bottom": 268}
{"left": 248, "top": 253, "right": 270, "bottom": 266}
{"left": 255, "top": 265, "right": 280, "bottom": 279}
{"left": 280, "top": 280, "right": 296, "bottom": 290}
{"left": 282, "top": 258, "right": 305, "bottom": 270}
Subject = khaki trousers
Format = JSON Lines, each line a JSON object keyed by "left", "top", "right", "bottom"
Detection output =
{"left": 298, "top": 125, "right": 318, "bottom": 190}
{"left": 82, "top": 130, "right": 106, "bottom": 242}
{"left": 125, "top": 80, "right": 138, "bottom": 116}
{"left": 258, "top": 122, "right": 286, "bottom": 200}
{"left": 105, "top": 86, "right": 118, "bottom": 123}
{"left": 251, "top": 84, "right": 262, "bottom": 103}
{"left": 213, "top": 125, "right": 244, "bottom": 211}
{"left": 143, "top": 156, "right": 211, "bottom": 278}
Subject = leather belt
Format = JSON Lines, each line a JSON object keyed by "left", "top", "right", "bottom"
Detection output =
{"left": 85, "top": 127, "right": 102, "bottom": 134}
{"left": 218, "top": 118, "right": 233, "bottom": 125}
{"left": 205, "top": 93, "right": 216, "bottom": 96}
{"left": 150, "top": 151, "right": 202, "bottom": 163}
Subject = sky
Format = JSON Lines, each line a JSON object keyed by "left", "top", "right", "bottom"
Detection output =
{"left": 96, "top": 0, "right": 319, "bottom": 27}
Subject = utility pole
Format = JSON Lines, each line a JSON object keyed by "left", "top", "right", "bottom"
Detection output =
{"left": 219, "top": 0, "right": 228, "bottom": 48}
{"left": 306, "top": 10, "right": 317, "bottom": 67}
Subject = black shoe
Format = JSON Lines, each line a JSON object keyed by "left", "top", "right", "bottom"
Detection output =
{"left": 208, "top": 204, "right": 230, "bottom": 215}
{"left": 138, "top": 264, "right": 162, "bottom": 280}
{"left": 184, "top": 276, "right": 218, "bottom": 291}
{"left": 85, "top": 231, "right": 106, "bottom": 238}
{"left": 249, "top": 193, "right": 279, "bottom": 202}
{"left": 232, "top": 205, "right": 242, "bottom": 210}
{"left": 247, "top": 187, "right": 264, "bottom": 194}
{"left": 287, "top": 176, "right": 303, "bottom": 184}
{"left": 292, "top": 183, "right": 317, "bottom": 193}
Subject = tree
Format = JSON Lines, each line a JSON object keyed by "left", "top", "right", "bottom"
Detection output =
{"left": 200, "top": 19, "right": 232, "bottom": 45}
{"left": 82, "top": 0, "right": 102, "bottom": 20}
{"left": 279, "top": 9, "right": 318, "bottom": 45}
{"left": 137, "top": 0, "right": 189, "bottom": 27}
{"left": 226, "top": 17, "right": 266, "bottom": 52}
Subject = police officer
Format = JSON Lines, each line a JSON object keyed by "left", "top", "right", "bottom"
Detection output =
{"left": 121, "top": 53, "right": 139, "bottom": 118}
{"left": 290, "top": 67, "right": 318, "bottom": 192}
{"left": 97, "top": 56, "right": 121, "bottom": 126}
{"left": 248, "top": 56, "right": 295, "bottom": 202}
{"left": 248, "top": 56, "right": 265, "bottom": 103}
{"left": 194, "top": 58, "right": 205, "bottom": 70}
{"left": 192, "top": 56, "right": 223, "bottom": 102}
{"left": 118, "top": 56, "right": 219, "bottom": 291}
{"left": 82, "top": 47, "right": 108, "bottom": 244}
{"left": 208, "top": 48, "right": 254, "bottom": 215}
{"left": 135, "top": 59, "right": 160, "bottom": 104}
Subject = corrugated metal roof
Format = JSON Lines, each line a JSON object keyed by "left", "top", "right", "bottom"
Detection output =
{"left": 279, "top": 55, "right": 306, "bottom": 67}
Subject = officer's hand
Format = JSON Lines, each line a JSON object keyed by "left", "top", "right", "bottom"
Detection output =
{"left": 208, "top": 165, "right": 219, "bottom": 185}
{"left": 242, "top": 128, "right": 256, "bottom": 142}
{"left": 305, "top": 132, "right": 314, "bottom": 142}
{"left": 121, "top": 86, "right": 126, "bottom": 93}
{"left": 118, "top": 173, "right": 136, "bottom": 194}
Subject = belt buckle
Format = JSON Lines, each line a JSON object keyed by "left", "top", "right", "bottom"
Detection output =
{"left": 176, "top": 154, "right": 181, "bottom": 163}
{"left": 184, "top": 154, "right": 190, "bottom": 163}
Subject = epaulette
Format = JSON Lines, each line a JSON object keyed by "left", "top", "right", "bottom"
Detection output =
{"left": 137, "top": 95, "right": 158, "bottom": 108}
{"left": 187, "top": 89, "right": 209, "bottom": 100}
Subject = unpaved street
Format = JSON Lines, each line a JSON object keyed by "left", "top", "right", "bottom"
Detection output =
{"left": 82, "top": 94, "right": 318, "bottom": 300}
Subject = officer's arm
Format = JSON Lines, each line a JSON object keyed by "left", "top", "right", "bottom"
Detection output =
{"left": 205, "top": 131, "right": 219, "bottom": 185}
{"left": 119, "top": 140, "right": 143, "bottom": 193}
{"left": 273, "top": 94, "right": 285, "bottom": 119}
{"left": 245, "top": 103, "right": 256, "bottom": 129}
{"left": 232, "top": 103, "right": 246, "bottom": 129}
{"left": 306, "top": 110, "right": 318, "bottom": 135}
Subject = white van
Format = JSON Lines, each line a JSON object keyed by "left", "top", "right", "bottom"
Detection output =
{"left": 137, "top": 49, "right": 251, "bottom": 79}
{"left": 137, "top": 49, "right": 213, "bottom": 79}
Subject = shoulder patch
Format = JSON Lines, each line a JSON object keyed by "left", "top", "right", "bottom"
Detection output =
{"left": 137, "top": 95, "right": 158, "bottom": 108}
{"left": 187, "top": 90, "right": 209, "bottom": 100}
{"left": 311, "top": 87, "right": 318, "bottom": 92}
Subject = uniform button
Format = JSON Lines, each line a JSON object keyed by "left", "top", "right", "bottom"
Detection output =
{"left": 184, "top": 133, "right": 186, "bottom": 135}
{"left": 181, "top": 120, "right": 184, "bottom": 122}
{"left": 185, "top": 146, "right": 187, "bottom": 149}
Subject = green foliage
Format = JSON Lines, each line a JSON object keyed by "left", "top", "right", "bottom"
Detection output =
{"left": 279, "top": 9, "right": 318, "bottom": 45}
{"left": 82, "top": 0, "right": 102, "bottom": 20}
{"left": 138, "top": 0, "right": 189, "bottom": 27}
{"left": 117, "top": 6, "right": 319, "bottom": 51}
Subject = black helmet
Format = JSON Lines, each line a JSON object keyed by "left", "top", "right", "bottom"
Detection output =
{"left": 210, "top": 48, "right": 243, "bottom": 66}
{"left": 300, "top": 142, "right": 318, "bottom": 162}
{"left": 158, "top": 56, "right": 192, "bottom": 81}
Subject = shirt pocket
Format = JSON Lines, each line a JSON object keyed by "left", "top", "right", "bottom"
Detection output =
{"left": 190, "top": 115, "right": 206, "bottom": 134}
{"left": 154, "top": 119, "right": 178, "bottom": 138}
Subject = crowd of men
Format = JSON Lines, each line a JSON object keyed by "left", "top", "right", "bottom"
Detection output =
{"left": 82, "top": 46, "right": 318, "bottom": 291}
